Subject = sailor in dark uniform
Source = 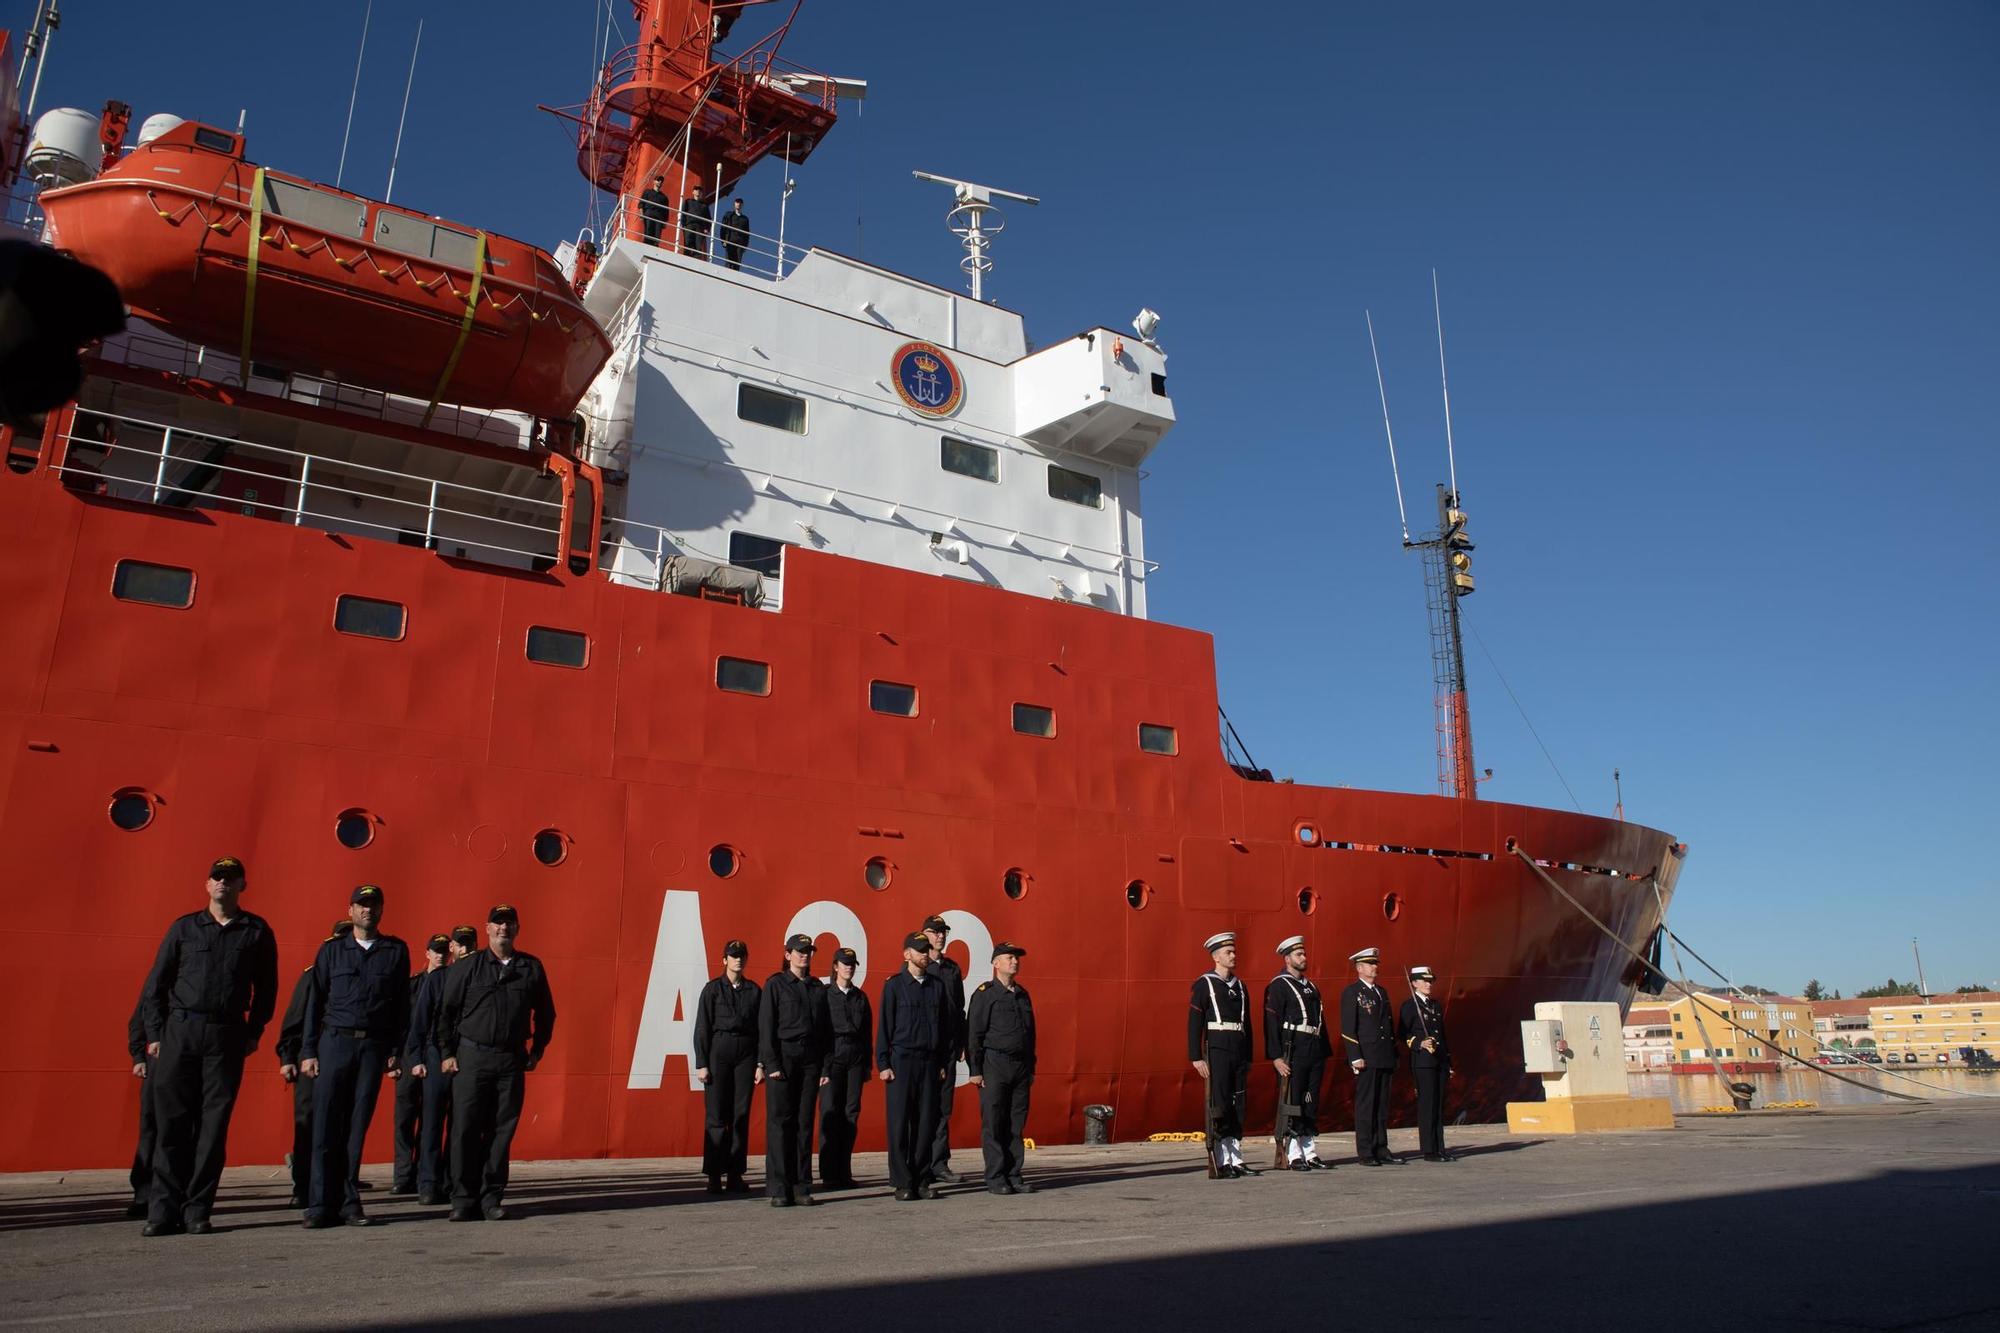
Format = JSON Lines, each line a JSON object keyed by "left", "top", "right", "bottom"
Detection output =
{"left": 759, "top": 933, "right": 832, "bottom": 1207}
{"left": 817, "top": 946, "right": 871, "bottom": 1189}
{"left": 391, "top": 935, "right": 448, "bottom": 1194}
{"left": 405, "top": 929, "right": 470, "bottom": 1205}
{"left": 1264, "top": 935, "right": 1331, "bottom": 1171}
{"left": 1399, "top": 965, "right": 1455, "bottom": 1162}
{"left": 1189, "top": 931, "right": 1254, "bottom": 1178}
{"left": 920, "top": 914, "right": 968, "bottom": 1184}
{"left": 877, "top": 932, "right": 955, "bottom": 1200}
{"left": 966, "top": 941, "right": 1036, "bottom": 1195}
{"left": 1339, "top": 945, "right": 1402, "bottom": 1166}
{"left": 693, "top": 940, "right": 760, "bottom": 1193}
{"left": 300, "top": 885, "right": 410, "bottom": 1227}
{"left": 275, "top": 921, "right": 350, "bottom": 1207}
{"left": 123, "top": 998, "right": 156, "bottom": 1218}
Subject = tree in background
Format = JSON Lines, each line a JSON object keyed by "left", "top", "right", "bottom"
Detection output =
{"left": 1955, "top": 984, "right": 1991, "bottom": 993}
{"left": 1803, "top": 979, "right": 1826, "bottom": 1001}
{"left": 1855, "top": 979, "right": 1922, "bottom": 999}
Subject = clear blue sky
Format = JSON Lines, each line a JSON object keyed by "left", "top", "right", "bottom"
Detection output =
{"left": 23, "top": 2, "right": 1997, "bottom": 997}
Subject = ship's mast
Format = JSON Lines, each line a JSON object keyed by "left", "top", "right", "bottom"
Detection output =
{"left": 1408, "top": 484, "right": 1477, "bottom": 798}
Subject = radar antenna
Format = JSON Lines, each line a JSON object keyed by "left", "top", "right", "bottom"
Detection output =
{"left": 911, "top": 170, "right": 1039, "bottom": 302}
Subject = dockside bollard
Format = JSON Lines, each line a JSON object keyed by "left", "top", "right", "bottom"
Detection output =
{"left": 1083, "top": 1104, "right": 1114, "bottom": 1144}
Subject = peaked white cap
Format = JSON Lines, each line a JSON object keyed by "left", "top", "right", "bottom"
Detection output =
{"left": 1408, "top": 965, "right": 1435, "bottom": 979}
{"left": 1274, "top": 935, "right": 1306, "bottom": 955}
{"left": 1348, "top": 946, "right": 1380, "bottom": 963}
{"left": 1204, "top": 931, "right": 1236, "bottom": 953}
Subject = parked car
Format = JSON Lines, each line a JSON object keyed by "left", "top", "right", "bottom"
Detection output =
{"left": 1936, "top": 1053, "right": 1952, "bottom": 1064}
{"left": 1886, "top": 1053, "right": 1903, "bottom": 1064}
{"left": 1857, "top": 1051, "right": 1882, "bottom": 1064}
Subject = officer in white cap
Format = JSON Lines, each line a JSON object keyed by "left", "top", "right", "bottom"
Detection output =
{"left": 1339, "top": 946, "right": 1402, "bottom": 1165}
{"left": 1400, "top": 966, "right": 1455, "bottom": 1162}
{"left": 1188, "top": 932, "right": 1254, "bottom": 1177}
{"left": 1265, "top": 935, "right": 1331, "bottom": 1170}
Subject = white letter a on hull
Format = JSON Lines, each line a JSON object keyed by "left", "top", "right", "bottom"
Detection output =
{"left": 628, "top": 889, "right": 707, "bottom": 1091}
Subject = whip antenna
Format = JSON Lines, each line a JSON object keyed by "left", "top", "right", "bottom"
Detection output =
{"left": 1367, "top": 310, "right": 1411, "bottom": 542}
{"left": 335, "top": 0, "right": 372, "bottom": 189}
{"left": 1433, "top": 268, "right": 1459, "bottom": 498}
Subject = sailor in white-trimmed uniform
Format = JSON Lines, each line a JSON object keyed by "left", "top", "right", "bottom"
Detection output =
{"left": 1187, "top": 932, "right": 1254, "bottom": 1178}
{"left": 1264, "top": 935, "right": 1331, "bottom": 1170}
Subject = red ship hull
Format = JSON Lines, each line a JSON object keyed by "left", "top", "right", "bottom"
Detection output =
{"left": 0, "top": 432, "right": 1681, "bottom": 1173}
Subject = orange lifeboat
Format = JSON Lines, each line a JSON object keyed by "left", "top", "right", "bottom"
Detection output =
{"left": 38, "top": 120, "right": 611, "bottom": 421}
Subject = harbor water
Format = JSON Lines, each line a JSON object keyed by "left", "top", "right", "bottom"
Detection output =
{"left": 1630, "top": 1067, "right": 1998, "bottom": 1111}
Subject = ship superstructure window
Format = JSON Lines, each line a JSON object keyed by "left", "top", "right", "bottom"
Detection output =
{"left": 112, "top": 560, "right": 194, "bottom": 608}
{"left": 264, "top": 178, "right": 365, "bottom": 239}
{"left": 728, "top": 532, "right": 789, "bottom": 579}
{"left": 940, "top": 436, "right": 998, "bottom": 482}
{"left": 334, "top": 595, "right": 407, "bottom": 641}
{"left": 193, "top": 127, "right": 236, "bottom": 153}
{"left": 526, "top": 626, "right": 589, "bottom": 668}
{"left": 1011, "top": 703, "right": 1056, "bottom": 738}
{"left": 1047, "top": 464, "right": 1103, "bottom": 508}
{"left": 716, "top": 657, "right": 772, "bottom": 696}
{"left": 1137, "top": 723, "right": 1178, "bottom": 755}
{"left": 737, "top": 383, "right": 806, "bottom": 434}
{"left": 869, "top": 681, "right": 918, "bottom": 716}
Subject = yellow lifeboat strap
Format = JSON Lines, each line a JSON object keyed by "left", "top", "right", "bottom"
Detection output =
{"left": 239, "top": 166, "right": 266, "bottom": 388}
{"left": 421, "top": 230, "right": 488, "bottom": 428}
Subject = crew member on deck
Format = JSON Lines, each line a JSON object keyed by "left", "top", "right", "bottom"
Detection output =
{"left": 694, "top": 940, "right": 761, "bottom": 1194}
{"left": 679, "top": 186, "right": 713, "bottom": 258}
{"left": 404, "top": 931, "right": 465, "bottom": 1206}
{"left": 638, "top": 176, "right": 672, "bottom": 247}
{"left": 759, "top": 934, "right": 832, "bottom": 1207}
{"left": 391, "top": 936, "right": 447, "bottom": 1195}
{"left": 123, "top": 997, "right": 156, "bottom": 1219}
{"left": 301, "top": 885, "right": 410, "bottom": 1228}
{"left": 719, "top": 198, "right": 751, "bottom": 270}
{"left": 1189, "top": 931, "right": 1253, "bottom": 1178}
{"left": 436, "top": 904, "right": 557, "bottom": 1222}
{"left": 921, "top": 913, "right": 968, "bottom": 1184}
{"left": 966, "top": 941, "right": 1037, "bottom": 1195}
{"left": 275, "top": 921, "right": 351, "bottom": 1208}
{"left": 137, "top": 855, "right": 279, "bottom": 1236}
{"left": 1340, "top": 946, "right": 1402, "bottom": 1166}
{"left": 817, "top": 946, "right": 871, "bottom": 1189}
{"left": 1265, "top": 935, "right": 1332, "bottom": 1170}
{"left": 877, "top": 932, "right": 955, "bottom": 1200}
{"left": 1400, "top": 965, "right": 1455, "bottom": 1162}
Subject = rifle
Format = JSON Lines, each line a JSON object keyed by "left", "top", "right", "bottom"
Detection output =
{"left": 1273, "top": 1032, "right": 1297, "bottom": 1170}
{"left": 1201, "top": 1058, "right": 1220, "bottom": 1178}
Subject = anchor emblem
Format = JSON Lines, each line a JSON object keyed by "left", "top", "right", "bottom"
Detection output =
{"left": 891, "top": 341, "right": 964, "bottom": 417}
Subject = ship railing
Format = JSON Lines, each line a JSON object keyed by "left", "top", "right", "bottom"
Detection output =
{"left": 598, "top": 511, "right": 783, "bottom": 611}
{"left": 55, "top": 406, "right": 565, "bottom": 569}
{"left": 599, "top": 198, "right": 807, "bottom": 283}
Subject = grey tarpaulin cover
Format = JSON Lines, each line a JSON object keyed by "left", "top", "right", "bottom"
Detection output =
{"left": 662, "top": 555, "right": 765, "bottom": 607}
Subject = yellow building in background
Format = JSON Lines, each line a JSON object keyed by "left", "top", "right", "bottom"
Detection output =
{"left": 1666, "top": 993, "right": 1814, "bottom": 1067}
{"left": 1869, "top": 996, "right": 1998, "bottom": 1066}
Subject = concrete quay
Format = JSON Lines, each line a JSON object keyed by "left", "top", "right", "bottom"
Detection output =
{"left": 3, "top": 1101, "right": 1997, "bottom": 1331}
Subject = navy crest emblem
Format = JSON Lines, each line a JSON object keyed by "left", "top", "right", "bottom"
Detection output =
{"left": 891, "top": 341, "right": 964, "bottom": 417}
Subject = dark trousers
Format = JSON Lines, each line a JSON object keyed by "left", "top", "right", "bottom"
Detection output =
{"left": 391, "top": 1062, "right": 422, "bottom": 1189}
{"left": 640, "top": 217, "right": 664, "bottom": 246}
{"left": 1353, "top": 1064, "right": 1394, "bottom": 1160}
{"left": 1279, "top": 1049, "right": 1327, "bottom": 1146}
{"left": 287, "top": 1072, "right": 315, "bottom": 1201}
{"left": 701, "top": 1034, "right": 756, "bottom": 1180}
{"left": 450, "top": 1043, "right": 525, "bottom": 1211}
{"left": 931, "top": 1065, "right": 959, "bottom": 1172}
{"left": 128, "top": 1056, "right": 157, "bottom": 1205}
{"left": 1414, "top": 1063, "right": 1449, "bottom": 1156}
{"left": 978, "top": 1051, "right": 1033, "bottom": 1188}
{"left": 417, "top": 1058, "right": 453, "bottom": 1195}
{"left": 884, "top": 1050, "right": 944, "bottom": 1190}
{"left": 723, "top": 244, "right": 744, "bottom": 271}
{"left": 148, "top": 1014, "right": 247, "bottom": 1227}
{"left": 763, "top": 1045, "right": 821, "bottom": 1199}
{"left": 682, "top": 227, "right": 708, "bottom": 258}
{"left": 1206, "top": 1042, "right": 1249, "bottom": 1140}
{"left": 308, "top": 1030, "right": 390, "bottom": 1220}
{"left": 817, "top": 1058, "right": 866, "bottom": 1185}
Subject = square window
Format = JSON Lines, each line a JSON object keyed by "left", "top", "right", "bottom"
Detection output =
{"left": 112, "top": 559, "right": 195, "bottom": 608}
{"left": 737, "top": 383, "right": 806, "bottom": 434}
{"left": 1047, "top": 463, "right": 1103, "bottom": 508}
{"left": 526, "top": 625, "right": 589, "bottom": 668}
{"left": 940, "top": 436, "right": 999, "bottom": 482}
{"left": 334, "top": 594, "right": 407, "bottom": 641}
{"left": 1012, "top": 702, "right": 1056, "bottom": 738}
{"left": 717, "top": 656, "right": 771, "bottom": 696}
{"left": 1137, "top": 722, "right": 1178, "bottom": 755}
{"left": 869, "top": 680, "right": 918, "bottom": 716}
{"left": 728, "top": 532, "right": 789, "bottom": 579}
{"left": 1150, "top": 372, "right": 1167, "bottom": 396}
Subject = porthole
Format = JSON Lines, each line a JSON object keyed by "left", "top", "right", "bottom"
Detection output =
{"left": 532, "top": 829, "right": 569, "bottom": 866}
{"left": 864, "top": 856, "right": 892, "bottom": 891}
{"left": 1125, "top": 879, "right": 1151, "bottom": 910}
{"left": 1298, "top": 888, "right": 1318, "bottom": 916}
{"left": 335, "top": 808, "right": 375, "bottom": 849}
{"left": 1382, "top": 891, "right": 1402, "bottom": 921}
{"left": 109, "top": 789, "right": 154, "bottom": 832}
{"left": 1003, "top": 868, "right": 1028, "bottom": 900}
{"left": 1295, "top": 822, "right": 1319, "bottom": 847}
{"left": 709, "top": 844, "right": 741, "bottom": 878}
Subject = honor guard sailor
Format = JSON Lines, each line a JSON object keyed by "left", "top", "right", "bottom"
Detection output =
{"left": 1400, "top": 966, "right": 1456, "bottom": 1162}
{"left": 1189, "top": 932, "right": 1254, "bottom": 1178}
{"left": 966, "top": 942, "right": 1037, "bottom": 1195}
{"left": 1340, "top": 946, "right": 1402, "bottom": 1166}
{"left": 1265, "top": 935, "right": 1332, "bottom": 1170}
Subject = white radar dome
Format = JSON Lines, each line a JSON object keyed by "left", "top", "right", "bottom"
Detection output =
{"left": 137, "top": 113, "right": 186, "bottom": 146}
{"left": 23, "top": 107, "right": 101, "bottom": 189}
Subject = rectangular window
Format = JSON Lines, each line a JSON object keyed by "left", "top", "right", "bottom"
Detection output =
{"left": 526, "top": 626, "right": 589, "bottom": 668}
{"left": 940, "top": 436, "right": 999, "bottom": 482}
{"left": 728, "top": 532, "right": 789, "bottom": 579}
{"left": 1150, "top": 372, "right": 1167, "bottom": 397}
{"left": 333, "top": 594, "right": 407, "bottom": 641}
{"left": 193, "top": 127, "right": 236, "bottom": 153}
{"left": 717, "top": 656, "right": 771, "bottom": 696}
{"left": 737, "top": 383, "right": 806, "bottom": 434}
{"left": 1012, "top": 702, "right": 1056, "bottom": 738}
{"left": 1047, "top": 463, "right": 1103, "bottom": 508}
{"left": 1137, "top": 723, "right": 1179, "bottom": 755}
{"left": 111, "top": 559, "right": 195, "bottom": 608}
{"left": 869, "top": 680, "right": 918, "bottom": 716}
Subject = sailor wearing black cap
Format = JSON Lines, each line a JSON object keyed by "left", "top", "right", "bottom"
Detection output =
{"left": 1190, "top": 931, "right": 1254, "bottom": 1178}
{"left": 435, "top": 904, "right": 556, "bottom": 1221}
{"left": 920, "top": 913, "right": 968, "bottom": 1183}
{"left": 966, "top": 942, "right": 1036, "bottom": 1195}
{"left": 391, "top": 935, "right": 449, "bottom": 1195}
{"left": 1340, "top": 946, "right": 1401, "bottom": 1166}
{"left": 876, "top": 931, "right": 956, "bottom": 1200}
{"left": 1265, "top": 935, "right": 1331, "bottom": 1170}
{"left": 1400, "top": 966, "right": 1455, "bottom": 1162}
{"left": 402, "top": 932, "right": 462, "bottom": 1205}
{"left": 300, "top": 885, "right": 410, "bottom": 1227}
{"left": 817, "top": 946, "right": 871, "bottom": 1189}
{"left": 694, "top": 940, "right": 760, "bottom": 1193}
{"left": 276, "top": 920, "right": 350, "bottom": 1207}
{"left": 760, "top": 934, "right": 833, "bottom": 1206}
{"left": 136, "top": 856, "right": 279, "bottom": 1235}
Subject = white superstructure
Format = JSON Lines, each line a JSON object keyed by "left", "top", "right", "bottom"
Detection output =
{"left": 578, "top": 237, "right": 1176, "bottom": 616}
